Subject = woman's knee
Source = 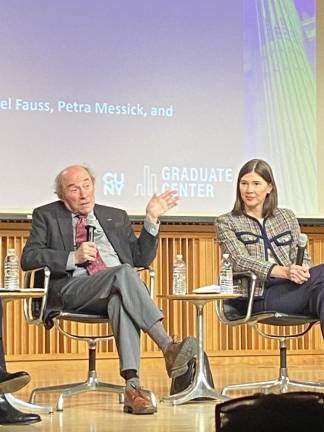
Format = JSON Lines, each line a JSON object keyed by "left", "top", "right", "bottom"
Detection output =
{"left": 310, "top": 264, "right": 324, "bottom": 281}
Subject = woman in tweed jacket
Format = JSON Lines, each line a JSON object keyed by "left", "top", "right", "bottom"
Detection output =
{"left": 216, "top": 159, "right": 324, "bottom": 336}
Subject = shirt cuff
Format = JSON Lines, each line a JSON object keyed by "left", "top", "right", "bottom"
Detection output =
{"left": 66, "top": 252, "right": 77, "bottom": 270}
{"left": 144, "top": 219, "right": 160, "bottom": 237}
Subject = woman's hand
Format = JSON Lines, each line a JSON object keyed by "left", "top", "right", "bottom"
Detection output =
{"left": 271, "top": 264, "right": 310, "bottom": 284}
{"left": 287, "top": 264, "right": 310, "bottom": 284}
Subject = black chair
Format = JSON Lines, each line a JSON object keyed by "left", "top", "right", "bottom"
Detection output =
{"left": 214, "top": 271, "right": 324, "bottom": 395}
{"left": 23, "top": 266, "right": 157, "bottom": 411}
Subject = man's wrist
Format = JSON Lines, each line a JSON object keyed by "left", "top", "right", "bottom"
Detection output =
{"left": 144, "top": 218, "right": 160, "bottom": 236}
{"left": 145, "top": 213, "right": 158, "bottom": 224}
{"left": 66, "top": 252, "right": 77, "bottom": 270}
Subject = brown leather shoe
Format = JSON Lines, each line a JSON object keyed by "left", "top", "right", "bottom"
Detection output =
{"left": 164, "top": 336, "right": 198, "bottom": 378}
{"left": 124, "top": 386, "right": 156, "bottom": 415}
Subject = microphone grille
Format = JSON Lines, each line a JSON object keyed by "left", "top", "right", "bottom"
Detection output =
{"left": 298, "top": 233, "right": 308, "bottom": 248}
{"left": 86, "top": 214, "right": 96, "bottom": 226}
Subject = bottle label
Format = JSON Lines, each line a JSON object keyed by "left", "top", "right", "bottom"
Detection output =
{"left": 173, "top": 269, "right": 186, "bottom": 295}
{"left": 219, "top": 272, "right": 233, "bottom": 294}
{"left": 4, "top": 254, "right": 19, "bottom": 290}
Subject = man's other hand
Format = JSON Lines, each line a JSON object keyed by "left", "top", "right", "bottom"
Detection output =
{"left": 145, "top": 190, "right": 179, "bottom": 223}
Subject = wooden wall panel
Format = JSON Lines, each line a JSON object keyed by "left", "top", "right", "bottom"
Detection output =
{"left": 1, "top": 221, "right": 324, "bottom": 362}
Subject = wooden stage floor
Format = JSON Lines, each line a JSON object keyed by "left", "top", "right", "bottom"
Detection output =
{"left": 4, "top": 355, "right": 324, "bottom": 432}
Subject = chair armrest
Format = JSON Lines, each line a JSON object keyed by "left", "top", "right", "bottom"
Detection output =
{"left": 215, "top": 270, "right": 258, "bottom": 325}
{"left": 233, "top": 271, "right": 258, "bottom": 322}
{"left": 23, "top": 267, "right": 51, "bottom": 325}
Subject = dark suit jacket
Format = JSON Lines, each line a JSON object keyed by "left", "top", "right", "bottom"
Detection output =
{"left": 21, "top": 200, "right": 159, "bottom": 328}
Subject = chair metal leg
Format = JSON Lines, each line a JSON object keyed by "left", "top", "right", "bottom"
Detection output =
{"left": 223, "top": 376, "right": 324, "bottom": 396}
{"left": 222, "top": 379, "right": 280, "bottom": 395}
{"left": 6, "top": 393, "right": 53, "bottom": 414}
{"left": 28, "top": 335, "right": 158, "bottom": 411}
{"left": 222, "top": 341, "right": 324, "bottom": 396}
{"left": 29, "top": 339, "right": 128, "bottom": 411}
{"left": 30, "top": 370, "right": 125, "bottom": 411}
{"left": 282, "top": 378, "right": 324, "bottom": 392}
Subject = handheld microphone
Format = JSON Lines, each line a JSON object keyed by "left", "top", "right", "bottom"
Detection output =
{"left": 86, "top": 214, "right": 96, "bottom": 242}
{"left": 295, "top": 233, "right": 308, "bottom": 266}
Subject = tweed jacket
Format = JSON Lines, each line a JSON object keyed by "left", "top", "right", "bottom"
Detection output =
{"left": 215, "top": 208, "right": 311, "bottom": 297}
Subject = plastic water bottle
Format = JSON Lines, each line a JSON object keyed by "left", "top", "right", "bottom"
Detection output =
{"left": 219, "top": 253, "right": 233, "bottom": 294}
{"left": 4, "top": 249, "right": 19, "bottom": 290}
{"left": 172, "top": 254, "right": 187, "bottom": 295}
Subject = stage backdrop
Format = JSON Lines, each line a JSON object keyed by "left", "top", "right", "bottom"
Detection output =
{"left": 0, "top": 0, "right": 321, "bottom": 218}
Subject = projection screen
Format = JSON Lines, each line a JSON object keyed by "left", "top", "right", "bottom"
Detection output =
{"left": 0, "top": 0, "right": 320, "bottom": 218}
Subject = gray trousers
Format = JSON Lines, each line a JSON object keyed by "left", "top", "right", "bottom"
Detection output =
{"left": 60, "top": 264, "right": 164, "bottom": 373}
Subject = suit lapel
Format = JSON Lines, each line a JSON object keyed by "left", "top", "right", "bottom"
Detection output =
{"left": 56, "top": 203, "right": 74, "bottom": 251}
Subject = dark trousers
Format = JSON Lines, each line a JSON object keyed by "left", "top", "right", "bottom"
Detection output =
{"left": 264, "top": 264, "right": 324, "bottom": 336}
{"left": 228, "top": 264, "right": 324, "bottom": 337}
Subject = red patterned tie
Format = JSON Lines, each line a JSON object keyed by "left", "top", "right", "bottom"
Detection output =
{"left": 75, "top": 215, "right": 107, "bottom": 275}
{"left": 75, "top": 215, "right": 87, "bottom": 246}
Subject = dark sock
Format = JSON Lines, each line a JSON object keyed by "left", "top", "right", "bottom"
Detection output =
{"left": 121, "top": 369, "right": 140, "bottom": 389}
{"left": 121, "top": 369, "right": 138, "bottom": 381}
{"left": 147, "top": 321, "right": 172, "bottom": 353}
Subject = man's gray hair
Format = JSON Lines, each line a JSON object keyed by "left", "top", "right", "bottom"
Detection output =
{"left": 54, "top": 165, "right": 96, "bottom": 199}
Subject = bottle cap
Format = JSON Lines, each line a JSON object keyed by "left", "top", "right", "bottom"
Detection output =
{"left": 7, "top": 248, "right": 16, "bottom": 255}
{"left": 223, "top": 253, "right": 229, "bottom": 259}
{"left": 176, "top": 254, "right": 183, "bottom": 260}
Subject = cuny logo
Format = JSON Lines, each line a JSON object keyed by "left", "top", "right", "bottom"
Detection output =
{"left": 102, "top": 172, "right": 125, "bottom": 195}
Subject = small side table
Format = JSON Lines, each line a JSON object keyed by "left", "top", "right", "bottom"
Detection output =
{"left": 0, "top": 288, "right": 53, "bottom": 414}
{"left": 159, "top": 293, "right": 239, "bottom": 405}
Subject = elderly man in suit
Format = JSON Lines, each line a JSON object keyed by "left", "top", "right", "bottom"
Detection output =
{"left": 21, "top": 164, "right": 197, "bottom": 415}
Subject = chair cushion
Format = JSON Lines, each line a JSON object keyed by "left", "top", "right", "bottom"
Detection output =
{"left": 224, "top": 303, "right": 318, "bottom": 326}
{"left": 257, "top": 313, "right": 318, "bottom": 326}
